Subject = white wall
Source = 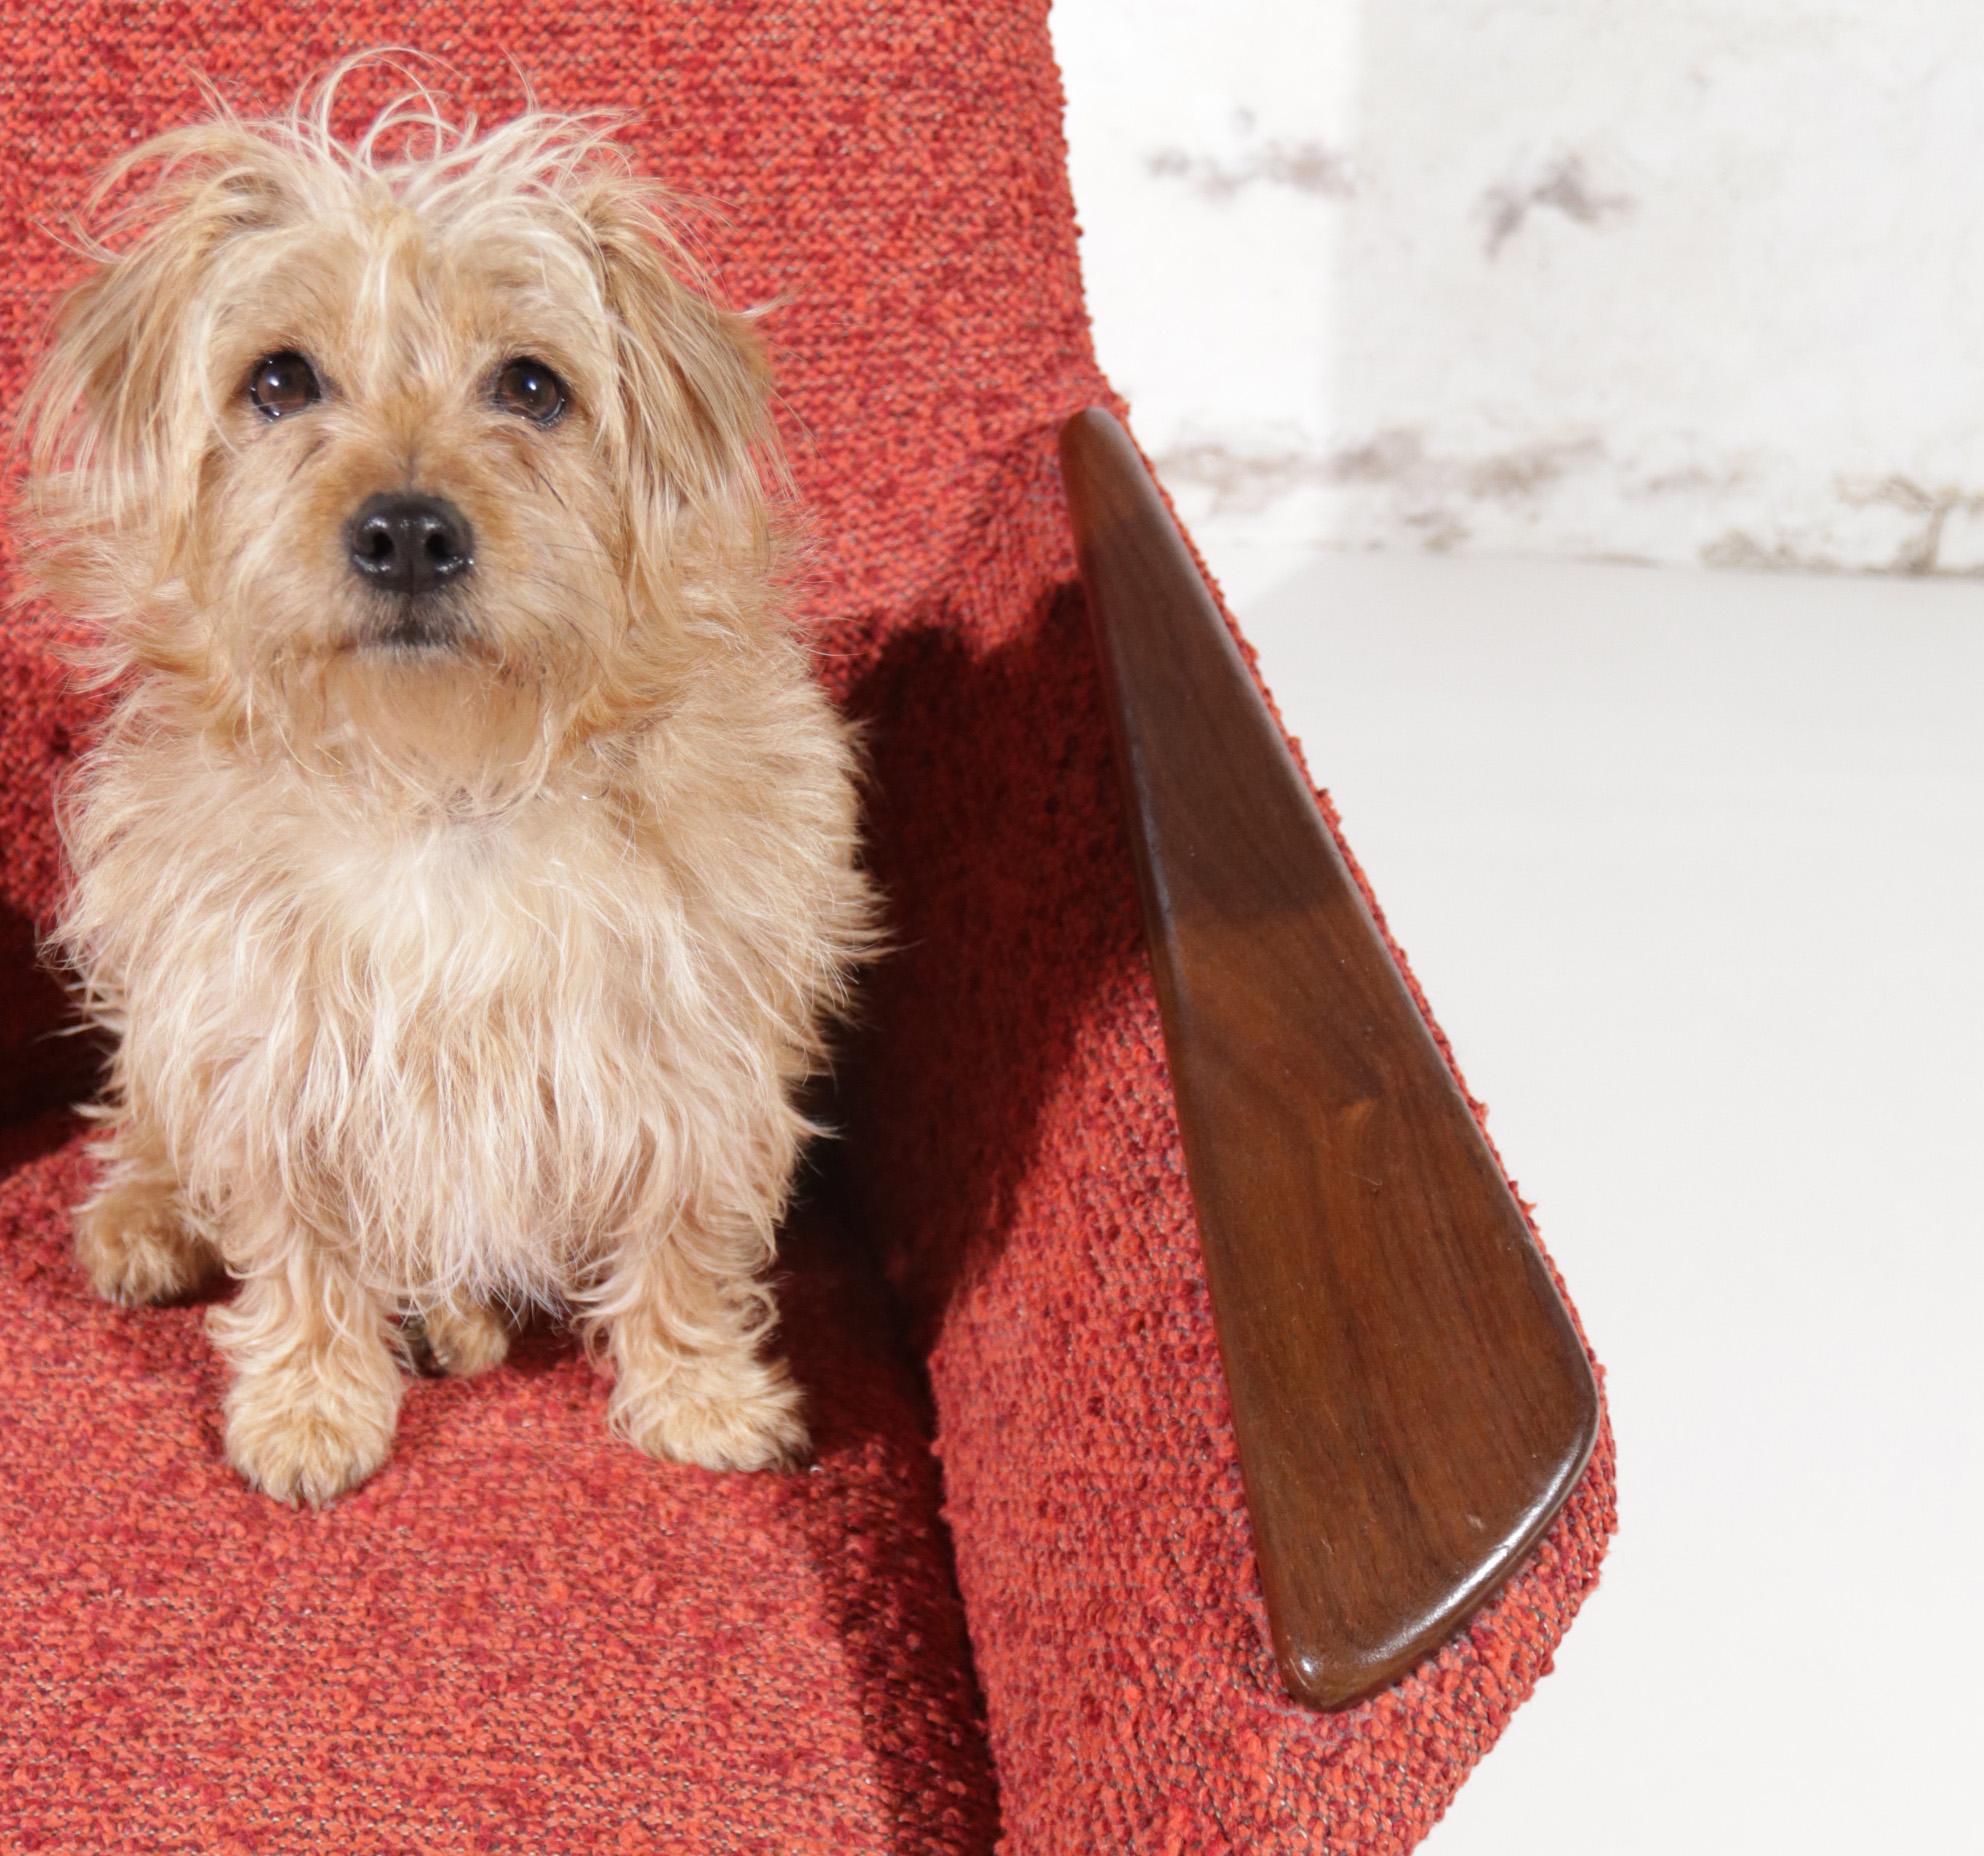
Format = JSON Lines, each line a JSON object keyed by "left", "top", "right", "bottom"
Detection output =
{"left": 1054, "top": 1, "right": 1984, "bottom": 588}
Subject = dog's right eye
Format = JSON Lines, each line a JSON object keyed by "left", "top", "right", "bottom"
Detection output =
{"left": 247, "top": 352, "right": 322, "bottom": 421}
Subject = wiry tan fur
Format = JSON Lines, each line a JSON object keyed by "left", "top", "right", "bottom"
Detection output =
{"left": 20, "top": 67, "right": 877, "bottom": 1505}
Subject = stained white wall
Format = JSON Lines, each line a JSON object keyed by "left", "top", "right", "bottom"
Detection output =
{"left": 1053, "top": 1, "right": 1984, "bottom": 588}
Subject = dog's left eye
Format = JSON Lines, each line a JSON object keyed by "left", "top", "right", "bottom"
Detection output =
{"left": 247, "top": 351, "right": 321, "bottom": 420}
{"left": 494, "top": 357, "right": 568, "bottom": 426}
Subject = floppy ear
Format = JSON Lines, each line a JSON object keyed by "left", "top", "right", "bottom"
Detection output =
{"left": 579, "top": 177, "right": 776, "bottom": 526}
{"left": 23, "top": 122, "right": 291, "bottom": 577}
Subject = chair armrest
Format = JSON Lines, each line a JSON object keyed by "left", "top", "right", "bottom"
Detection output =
{"left": 1059, "top": 409, "right": 1601, "bottom": 1710}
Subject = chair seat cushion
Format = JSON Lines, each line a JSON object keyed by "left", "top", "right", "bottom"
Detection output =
{"left": 0, "top": 1119, "right": 999, "bottom": 1855}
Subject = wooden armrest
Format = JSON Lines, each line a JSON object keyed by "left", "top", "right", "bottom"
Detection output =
{"left": 1060, "top": 409, "right": 1601, "bottom": 1710}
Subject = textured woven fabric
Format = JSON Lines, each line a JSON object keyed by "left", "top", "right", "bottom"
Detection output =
{"left": 0, "top": 5, "right": 1615, "bottom": 1852}
{"left": 0, "top": 1123, "right": 999, "bottom": 1853}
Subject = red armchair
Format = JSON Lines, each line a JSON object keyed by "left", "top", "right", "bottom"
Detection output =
{"left": 0, "top": 7, "right": 1615, "bottom": 1852}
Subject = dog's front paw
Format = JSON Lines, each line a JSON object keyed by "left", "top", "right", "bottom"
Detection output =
{"left": 416, "top": 1300, "right": 511, "bottom": 1377}
{"left": 610, "top": 1354, "right": 809, "bottom": 1472}
{"left": 75, "top": 1191, "right": 215, "bottom": 1306}
{"left": 221, "top": 1361, "right": 399, "bottom": 1507}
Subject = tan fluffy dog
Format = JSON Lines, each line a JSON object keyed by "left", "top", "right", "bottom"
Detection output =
{"left": 20, "top": 77, "right": 875, "bottom": 1505}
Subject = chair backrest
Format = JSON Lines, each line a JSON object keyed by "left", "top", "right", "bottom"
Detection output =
{"left": 0, "top": 6, "right": 1105, "bottom": 641}
{"left": 0, "top": 0, "right": 1110, "bottom": 1110}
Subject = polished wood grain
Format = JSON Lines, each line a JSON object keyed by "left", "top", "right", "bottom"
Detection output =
{"left": 1060, "top": 409, "right": 1601, "bottom": 1710}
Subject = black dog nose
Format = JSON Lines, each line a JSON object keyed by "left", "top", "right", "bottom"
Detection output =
{"left": 347, "top": 493, "right": 474, "bottom": 595}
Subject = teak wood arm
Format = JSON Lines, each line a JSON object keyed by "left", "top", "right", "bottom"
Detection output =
{"left": 1059, "top": 409, "right": 1601, "bottom": 1710}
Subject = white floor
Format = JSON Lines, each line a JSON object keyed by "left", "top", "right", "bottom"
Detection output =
{"left": 1229, "top": 551, "right": 1983, "bottom": 1852}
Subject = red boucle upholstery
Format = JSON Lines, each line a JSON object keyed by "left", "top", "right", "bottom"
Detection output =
{"left": 0, "top": 1121, "right": 1000, "bottom": 1853}
{"left": 0, "top": 5, "right": 1615, "bottom": 1852}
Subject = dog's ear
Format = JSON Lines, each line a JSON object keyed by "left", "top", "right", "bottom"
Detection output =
{"left": 23, "top": 121, "right": 292, "bottom": 562}
{"left": 578, "top": 177, "right": 776, "bottom": 526}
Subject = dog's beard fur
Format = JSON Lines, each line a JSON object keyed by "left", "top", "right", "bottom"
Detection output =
{"left": 20, "top": 71, "right": 878, "bottom": 1503}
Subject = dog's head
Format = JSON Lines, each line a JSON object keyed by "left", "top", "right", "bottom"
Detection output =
{"left": 23, "top": 74, "right": 779, "bottom": 795}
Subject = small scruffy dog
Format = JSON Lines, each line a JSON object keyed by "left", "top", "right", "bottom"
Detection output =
{"left": 21, "top": 77, "right": 875, "bottom": 1505}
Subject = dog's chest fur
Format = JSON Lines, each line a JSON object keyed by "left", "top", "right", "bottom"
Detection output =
{"left": 74, "top": 728, "right": 841, "bottom": 1309}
